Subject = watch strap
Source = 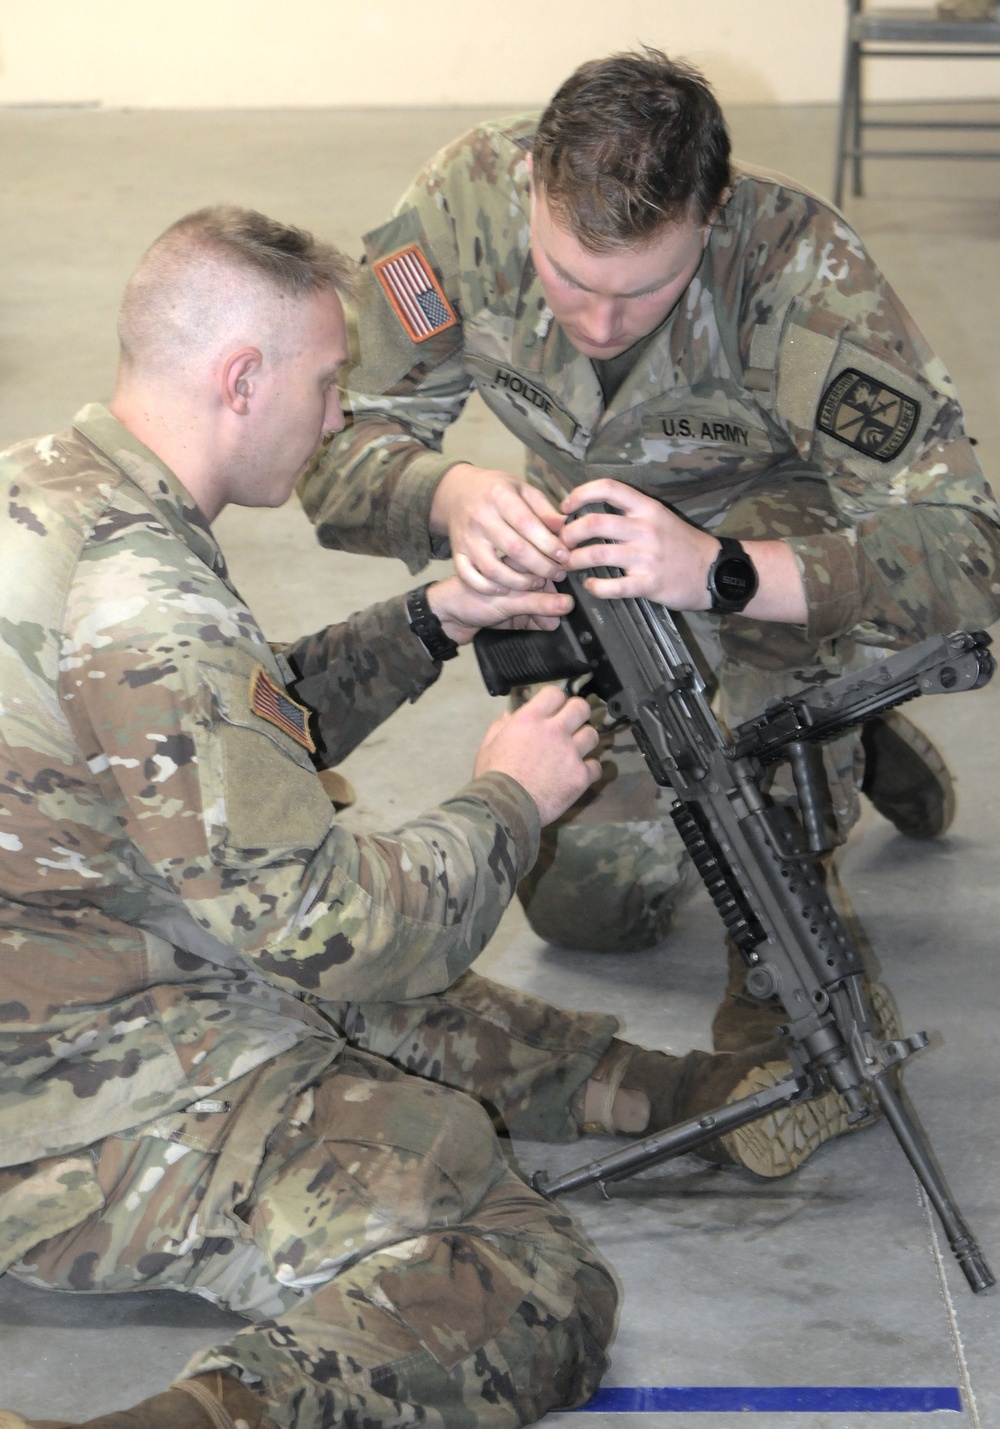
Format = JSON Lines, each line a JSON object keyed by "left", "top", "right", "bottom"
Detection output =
{"left": 406, "top": 584, "right": 460, "bottom": 663}
{"left": 706, "top": 536, "right": 759, "bottom": 614}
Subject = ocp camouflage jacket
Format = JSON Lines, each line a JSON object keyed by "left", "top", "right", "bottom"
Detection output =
{"left": 301, "top": 113, "right": 1000, "bottom": 648}
{"left": 0, "top": 404, "right": 538, "bottom": 1171}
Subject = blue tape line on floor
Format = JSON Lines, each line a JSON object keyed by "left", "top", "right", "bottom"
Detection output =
{"left": 576, "top": 1386, "right": 963, "bottom": 1412}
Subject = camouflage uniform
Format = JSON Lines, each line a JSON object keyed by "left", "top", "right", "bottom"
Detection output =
{"left": 300, "top": 114, "right": 1000, "bottom": 951}
{"left": 0, "top": 405, "right": 619, "bottom": 1426}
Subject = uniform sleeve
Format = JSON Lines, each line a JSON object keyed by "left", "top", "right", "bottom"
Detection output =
{"left": 63, "top": 518, "right": 541, "bottom": 1005}
{"left": 299, "top": 132, "right": 491, "bottom": 575}
{"left": 732, "top": 179, "right": 1000, "bottom": 645}
{"left": 279, "top": 594, "right": 443, "bottom": 767}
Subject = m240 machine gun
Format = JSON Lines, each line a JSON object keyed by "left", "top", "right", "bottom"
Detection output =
{"left": 474, "top": 548, "right": 995, "bottom": 1293}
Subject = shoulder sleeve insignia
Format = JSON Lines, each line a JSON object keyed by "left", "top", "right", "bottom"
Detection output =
{"left": 249, "top": 665, "right": 316, "bottom": 753}
{"left": 817, "top": 368, "right": 920, "bottom": 463}
{"left": 372, "top": 244, "right": 458, "bottom": 343}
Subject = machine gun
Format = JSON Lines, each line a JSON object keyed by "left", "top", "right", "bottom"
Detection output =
{"left": 473, "top": 541, "right": 996, "bottom": 1294}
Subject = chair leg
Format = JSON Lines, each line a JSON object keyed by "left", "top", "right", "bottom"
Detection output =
{"left": 834, "top": 17, "right": 862, "bottom": 205}
{"left": 849, "top": 37, "right": 864, "bottom": 197}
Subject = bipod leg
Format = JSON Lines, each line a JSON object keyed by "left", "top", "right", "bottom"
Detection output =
{"left": 532, "top": 1071, "right": 807, "bottom": 1198}
{"left": 873, "top": 1075, "right": 994, "bottom": 1293}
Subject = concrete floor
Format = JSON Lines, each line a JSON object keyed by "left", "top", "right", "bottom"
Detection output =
{"left": 2, "top": 100, "right": 1000, "bottom": 1427}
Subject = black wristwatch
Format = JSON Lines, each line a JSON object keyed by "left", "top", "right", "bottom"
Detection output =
{"left": 706, "top": 537, "right": 759, "bottom": 614}
{"left": 405, "top": 584, "right": 460, "bottom": 663}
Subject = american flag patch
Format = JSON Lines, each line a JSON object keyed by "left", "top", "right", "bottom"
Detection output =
{"left": 373, "top": 244, "right": 458, "bottom": 343}
{"left": 249, "top": 666, "right": 315, "bottom": 753}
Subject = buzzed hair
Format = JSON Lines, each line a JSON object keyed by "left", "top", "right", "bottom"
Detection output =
{"left": 532, "top": 48, "right": 732, "bottom": 252}
{"left": 117, "top": 205, "right": 356, "bottom": 376}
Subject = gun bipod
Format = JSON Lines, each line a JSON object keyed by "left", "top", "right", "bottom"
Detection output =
{"left": 871, "top": 1076, "right": 995, "bottom": 1293}
{"left": 533, "top": 1061, "right": 995, "bottom": 1295}
{"left": 532, "top": 1070, "right": 809, "bottom": 1198}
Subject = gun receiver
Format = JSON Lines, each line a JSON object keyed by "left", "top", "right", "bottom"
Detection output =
{"left": 474, "top": 546, "right": 995, "bottom": 1294}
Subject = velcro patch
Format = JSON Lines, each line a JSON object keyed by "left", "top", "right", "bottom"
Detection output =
{"left": 373, "top": 244, "right": 458, "bottom": 343}
{"left": 817, "top": 368, "right": 920, "bottom": 463}
{"left": 249, "top": 666, "right": 315, "bottom": 752}
{"left": 640, "top": 414, "right": 772, "bottom": 452}
{"left": 464, "top": 353, "right": 579, "bottom": 444}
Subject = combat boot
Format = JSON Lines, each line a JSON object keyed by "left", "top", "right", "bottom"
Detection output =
{"left": 0, "top": 1371, "right": 272, "bottom": 1429}
{"left": 860, "top": 709, "right": 956, "bottom": 839}
{"left": 574, "top": 1037, "right": 861, "bottom": 1178}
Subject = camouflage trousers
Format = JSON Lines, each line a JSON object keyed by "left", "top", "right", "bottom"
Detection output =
{"left": 9, "top": 973, "right": 619, "bottom": 1429}
{"left": 518, "top": 467, "right": 869, "bottom": 952}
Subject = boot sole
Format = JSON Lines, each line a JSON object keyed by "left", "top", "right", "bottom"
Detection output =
{"left": 720, "top": 1061, "right": 860, "bottom": 1178}
{"left": 719, "top": 983, "right": 902, "bottom": 1176}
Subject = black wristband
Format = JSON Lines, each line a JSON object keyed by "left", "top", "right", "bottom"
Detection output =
{"left": 706, "top": 537, "right": 759, "bottom": 614}
{"left": 405, "top": 584, "right": 460, "bottom": 663}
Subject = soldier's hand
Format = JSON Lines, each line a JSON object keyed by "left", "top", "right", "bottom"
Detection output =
{"left": 560, "top": 478, "right": 718, "bottom": 608}
{"left": 430, "top": 463, "right": 569, "bottom": 594}
{"left": 427, "top": 576, "right": 573, "bottom": 644}
{"left": 473, "top": 686, "right": 601, "bottom": 825}
{"left": 560, "top": 478, "right": 808, "bottom": 621}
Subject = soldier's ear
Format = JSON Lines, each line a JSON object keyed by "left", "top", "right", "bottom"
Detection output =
{"left": 525, "top": 153, "right": 537, "bottom": 201}
{"left": 222, "top": 348, "right": 262, "bottom": 414}
{"left": 704, "top": 188, "right": 733, "bottom": 245}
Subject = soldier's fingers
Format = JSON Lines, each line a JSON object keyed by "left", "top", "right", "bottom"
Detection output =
{"left": 502, "top": 545, "right": 565, "bottom": 583}
{"left": 490, "top": 561, "right": 544, "bottom": 592}
{"left": 519, "top": 683, "right": 571, "bottom": 718}
{"left": 518, "top": 484, "right": 571, "bottom": 542}
{"left": 562, "top": 477, "right": 648, "bottom": 516}
{"left": 493, "top": 481, "right": 560, "bottom": 538}
{"left": 578, "top": 571, "right": 643, "bottom": 602}
{"left": 491, "top": 534, "right": 566, "bottom": 582}
{"left": 492, "top": 589, "right": 573, "bottom": 622}
{"left": 453, "top": 550, "right": 509, "bottom": 595}
{"left": 581, "top": 754, "right": 603, "bottom": 787}
{"left": 562, "top": 539, "right": 634, "bottom": 572}
{"left": 514, "top": 613, "right": 563, "bottom": 631}
{"left": 467, "top": 527, "right": 549, "bottom": 589}
{"left": 553, "top": 692, "right": 596, "bottom": 733}
{"left": 492, "top": 495, "right": 568, "bottom": 574}
{"left": 561, "top": 512, "right": 631, "bottom": 551}
{"left": 572, "top": 721, "right": 602, "bottom": 758}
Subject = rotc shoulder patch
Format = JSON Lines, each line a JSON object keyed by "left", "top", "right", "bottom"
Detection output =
{"left": 373, "top": 244, "right": 458, "bottom": 343}
{"left": 817, "top": 368, "right": 920, "bottom": 463}
{"left": 249, "top": 665, "right": 316, "bottom": 753}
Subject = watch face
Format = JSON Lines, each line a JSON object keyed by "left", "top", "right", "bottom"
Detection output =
{"left": 714, "top": 555, "right": 756, "bottom": 604}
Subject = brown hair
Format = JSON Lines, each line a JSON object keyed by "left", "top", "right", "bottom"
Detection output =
{"left": 118, "top": 206, "right": 356, "bottom": 373}
{"left": 532, "top": 48, "right": 731, "bottom": 251}
{"left": 150, "top": 205, "right": 356, "bottom": 298}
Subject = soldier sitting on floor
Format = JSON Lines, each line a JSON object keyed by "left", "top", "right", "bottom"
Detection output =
{"left": 0, "top": 206, "right": 854, "bottom": 1429}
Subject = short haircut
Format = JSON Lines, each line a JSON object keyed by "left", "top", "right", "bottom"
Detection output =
{"left": 117, "top": 205, "right": 356, "bottom": 374}
{"left": 532, "top": 48, "right": 732, "bottom": 251}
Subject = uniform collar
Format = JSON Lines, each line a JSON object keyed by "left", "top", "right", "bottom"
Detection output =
{"left": 71, "top": 403, "right": 232, "bottom": 587}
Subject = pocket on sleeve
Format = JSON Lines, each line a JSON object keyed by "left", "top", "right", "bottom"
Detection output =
{"left": 197, "top": 659, "right": 335, "bottom": 865}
